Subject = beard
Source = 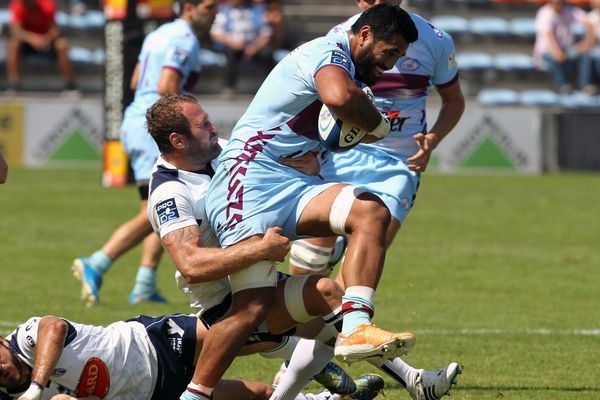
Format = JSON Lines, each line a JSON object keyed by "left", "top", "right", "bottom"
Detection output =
{"left": 353, "top": 43, "right": 379, "bottom": 85}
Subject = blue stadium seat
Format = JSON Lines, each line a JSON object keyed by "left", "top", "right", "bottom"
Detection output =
{"left": 494, "top": 52, "right": 534, "bottom": 73}
{"left": 470, "top": 16, "right": 510, "bottom": 37}
{"left": 273, "top": 49, "right": 290, "bottom": 63}
{"left": 55, "top": 10, "right": 70, "bottom": 30}
{"left": 477, "top": 88, "right": 520, "bottom": 105}
{"left": 198, "top": 49, "right": 227, "bottom": 68}
{"left": 84, "top": 10, "right": 106, "bottom": 29}
{"left": 68, "top": 46, "right": 94, "bottom": 65}
{"left": 509, "top": 17, "right": 536, "bottom": 39}
{"left": 559, "top": 92, "right": 600, "bottom": 108}
{"left": 92, "top": 48, "right": 106, "bottom": 65}
{"left": 429, "top": 15, "right": 470, "bottom": 37}
{"left": 456, "top": 51, "right": 494, "bottom": 71}
{"left": 0, "top": 9, "right": 10, "bottom": 26}
{"left": 519, "top": 89, "right": 559, "bottom": 106}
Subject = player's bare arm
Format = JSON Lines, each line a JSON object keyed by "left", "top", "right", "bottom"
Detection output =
{"left": 162, "top": 226, "right": 290, "bottom": 284}
{"left": 407, "top": 80, "right": 465, "bottom": 172}
{"left": 315, "top": 65, "right": 381, "bottom": 131}
{"left": 17, "top": 317, "right": 67, "bottom": 400}
{"left": 157, "top": 68, "right": 182, "bottom": 95}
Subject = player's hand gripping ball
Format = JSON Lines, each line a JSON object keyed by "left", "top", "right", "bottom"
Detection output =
{"left": 318, "top": 86, "right": 375, "bottom": 152}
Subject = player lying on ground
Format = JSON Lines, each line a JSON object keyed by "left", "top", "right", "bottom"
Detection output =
{"left": 0, "top": 314, "right": 383, "bottom": 400}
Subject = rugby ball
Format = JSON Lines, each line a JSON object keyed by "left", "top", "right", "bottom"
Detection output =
{"left": 318, "top": 87, "right": 375, "bottom": 152}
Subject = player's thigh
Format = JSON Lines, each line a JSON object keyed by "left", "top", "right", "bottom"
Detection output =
{"left": 120, "top": 114, "right": 159, "bottom": 183}
{"left": 206, "top": 157, "right": 335, "bottom": 245}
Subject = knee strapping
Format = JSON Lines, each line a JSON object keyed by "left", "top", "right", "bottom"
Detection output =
{"left": 290, "top": 240, "right": 335, "bottom": 275}
{"left": 329, "top": 186, "right": 365, "bottom": 235}
{"left": 284, "top": 275, "right": 312, "bottom": 323}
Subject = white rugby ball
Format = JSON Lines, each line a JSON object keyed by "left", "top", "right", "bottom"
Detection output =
{"left": 317, "top": 87, "right": 374, "bottom": 152}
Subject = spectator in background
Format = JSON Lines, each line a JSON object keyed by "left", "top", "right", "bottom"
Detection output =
{"left": 6, "top": 0, "right": 77, "bottom": 91}
{"left": 0, "top": 153, "right": 7, "bottom": 184}
{"left": 210, "top": 0, "right": 274, "bottom": 99}
{"left": 533, "top": 0, "right": 594, "bottom": 93}
{"left": 264, "top": 0, "right": 284, "bottom": 50}
{"left": 581, "top": 0, "right": 600, "bottom": 92}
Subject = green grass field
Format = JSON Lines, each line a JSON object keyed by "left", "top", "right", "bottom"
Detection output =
{"left": 1, "top": 167, "right": 599, "bottom": 399}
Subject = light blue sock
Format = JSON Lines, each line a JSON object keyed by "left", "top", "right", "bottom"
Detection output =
{"left": 341, "top": 294, "right": 374, "bottom": 334}
{"left": 89, "top": 251, "right": 112, "bottom": 275}
{"left": 180, "top": 390, "right": 211, "bottom": 400}
{"left": 131, "top": 266, "right": 157, "bottom": 296}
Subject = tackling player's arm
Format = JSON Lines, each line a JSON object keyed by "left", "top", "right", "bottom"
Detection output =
{"left": 407, "top": 79, "right": 465, "bottom": 172}
{"left": 18, "top": 317, "right": 67, "bottom": 400}
{"left": 161, "top": 226, "right": 290, "bottom": 284}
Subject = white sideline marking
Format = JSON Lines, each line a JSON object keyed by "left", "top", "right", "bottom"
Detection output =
{"left": 416, "top": 328, "right": 600, "bottom": 336}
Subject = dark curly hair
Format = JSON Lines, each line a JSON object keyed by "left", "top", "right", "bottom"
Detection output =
{"left": 351, "top": 3, "right": 418, "bottom": 44}
{"left": 145, "top": 94, "right": 199, "bottom": 154}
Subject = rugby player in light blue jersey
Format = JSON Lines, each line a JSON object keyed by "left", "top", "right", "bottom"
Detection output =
{"left": 71, "top": 0, "right": 217, "bottom": 306}
{"left": 287, "top": 1, "right": 465, "bottom": 399}
{"left": 197, "top": 5, "right": 419, "bottom": 400}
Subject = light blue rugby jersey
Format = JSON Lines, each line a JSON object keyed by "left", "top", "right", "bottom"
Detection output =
{"left": 126, "top": 18, "right": 202, "bottom": 116}
{"left": 330, "top": 12, "right": 458, "bottom": 159}
{"left": 220, "top": 28, "right": 357, "bottom": 161}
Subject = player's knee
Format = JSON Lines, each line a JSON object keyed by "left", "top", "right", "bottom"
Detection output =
{"left": 351, "top": 194, "right": 391, "bottom": 232}
{"left": 290, "top": 240, "right": 335, "bottom": 276}
{"left": 329, "top": 185, "right": 365, "bottom": 235}
{"left": 313, "top": 276, "right": 344, "bottom": 305}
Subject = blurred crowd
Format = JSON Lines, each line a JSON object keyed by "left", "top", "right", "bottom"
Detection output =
{"left": 1, "top": 0, "right": 600, "bottom": 95}
{"left": 533, "top": 0, "right": 600, "bottom": 94}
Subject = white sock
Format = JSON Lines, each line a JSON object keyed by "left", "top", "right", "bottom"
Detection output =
{"left": 269, "top": 339, "right": 333, "bottom": 400}
{"left": 368, "top": 357, "right": 417, "bottom": 389}
{"left": 260, "top": 336, "right": 300, "bottom": 360}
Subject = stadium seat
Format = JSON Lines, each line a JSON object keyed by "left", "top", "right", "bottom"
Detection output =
{"left": 68, "top": 46, "right": 94, "bottom": 65}
{"left": 92, "top": 48, "right": 106, "bottom": 65}
{"left": 509, "top": 17, "right": 537, "bottom": 39}
{"left": 198, "top": 49, "right": 227, "bottom": 68}
{"left": 519, "top": 89, "right": 559, "bottom": 106}
{"left": 0, "top": 9, "right": 9, "bottom": 26}
{"left": 55, "top": 10, "right": 71, "bottom": 30}
{"left": 84, "top": 10, "right": 106, "bottom": 29}
{"left": 274, "top": 49, "right": 290, "bottom": 63}
{"left": 494, "top": 52, "right": 534, "bottom": 72}
{"left": 477, "top": 88, "right": 520, "bottom": 105}
{"left": 559, "top": 92, "right": 600, "bottom": 108}
{"left": 470, "top": 16, "right": 510, "bottom": 37}
{"left": 456, "top": 51, "right": 494, "bottom": 71}
{"left": 429, "top": 15, "right": 470, "bottom": 37}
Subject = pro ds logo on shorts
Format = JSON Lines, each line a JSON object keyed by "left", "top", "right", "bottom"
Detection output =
{"left": 156, "top": 198, "right": 180, "bottom": 225}
{"left": 330, "top": 50, "right": 350, "bottom": 69}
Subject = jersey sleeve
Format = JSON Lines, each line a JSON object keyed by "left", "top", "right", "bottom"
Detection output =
{"left": 310, "top": 44, "right": 354, "bottom": 82}
{"left": 148, "top": 181, "right": 199, "bottom": 238}
{"left": 5, "top": 317, "right": 41, "bottom": 366}
{"left": 432, "top": 31, "right": 459, "bottom": 88}
{"left": 163, "top": 34, "right": 200, "bottom": 77}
